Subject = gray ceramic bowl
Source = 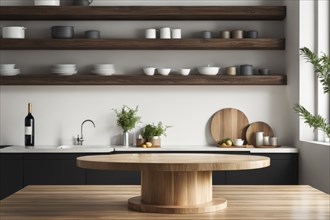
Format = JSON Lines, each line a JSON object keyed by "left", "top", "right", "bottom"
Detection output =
{"left": 258, "top": 68, "right": 271, "bottom": 75}
{"left": 51, "top": 26, "right": 74, "bottom": 39}
{"left": 85, "top": 30, "right": 100, "bottom": 39}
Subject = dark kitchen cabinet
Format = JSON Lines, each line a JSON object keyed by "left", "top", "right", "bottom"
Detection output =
{"left": 23, "top": 154, "right": 85, "bottom": 185}
{"left": 212, "top": 171, "right": 226, "bottom": 184}
{"left": 0, "top": 151, "right": 299, "bottom": 200}
{"left": 0, "top": 154, "right": 23, "bottom": 200}
{"left": 86, "top": 170, "right": 140, "bottom": 185}
{"left": 226, "top": 153, "right": 299, "bottom": 184}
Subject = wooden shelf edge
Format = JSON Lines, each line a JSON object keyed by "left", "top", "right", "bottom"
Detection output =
{"left": 0, "top": 75, "right": 287, "bottom": 86}
{"left": 0, "top": 39, "right": 285, "bottom": 50}
{"left": 0, "top": 6, "right": 286, "bottom": 21}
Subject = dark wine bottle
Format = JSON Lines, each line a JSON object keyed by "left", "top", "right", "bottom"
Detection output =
{"left": 25, "top": 103, "right": 34, "bottom": 147}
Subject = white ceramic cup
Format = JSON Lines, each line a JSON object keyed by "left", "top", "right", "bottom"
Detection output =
{"left": 171, "top": 29, "right": 181, "bottom": 39}
{"left": 160, "top": 27, "right": 171, "bottom": 39}
{"left": 270, "top": 137, "right": 278, "bottom": 146}
{"left": 145, "top": 29, "right": 156, "bottom": 39}
{"left": 263, "top": 136, "right": 270, "bottom": 145}
{"left": 255, "top": 131, "right": 264, "bottom": 146}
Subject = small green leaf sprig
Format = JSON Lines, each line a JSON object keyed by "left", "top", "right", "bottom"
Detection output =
{"left": 293, "top": 104, "right": 329, "bottom": 138}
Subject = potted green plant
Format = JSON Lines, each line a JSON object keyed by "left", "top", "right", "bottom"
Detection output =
{"left": 141, "top": 122, "right": 171, "bottom": 147}
{"left": 113, "top": 105, "right": 141, "bottom": 146}
{"left": 293, "top": 47, "right": 330, "bottom": 141}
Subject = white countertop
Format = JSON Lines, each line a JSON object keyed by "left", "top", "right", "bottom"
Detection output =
{"left": 0, "top": 145, "right": 298, "bottom": 153}
{"left": 0, "top": 145, "right": 114, "bottom": 153}
{"left": 114, "top": 145, "right": 298, "bottom": 153}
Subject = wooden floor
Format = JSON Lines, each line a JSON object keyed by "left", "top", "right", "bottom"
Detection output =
{"left": 0, "top": 185, "right": 329, "bottom": 220}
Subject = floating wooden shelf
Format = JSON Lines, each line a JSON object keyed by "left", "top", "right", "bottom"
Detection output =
{"left": 0, "top": 39, "right": 285, "bottom": 50}
{"left": 0, "top": 6, "right": 286, "bottom": 20}
{"left": 0, "top": 75, "right": 287, "bottom": 86}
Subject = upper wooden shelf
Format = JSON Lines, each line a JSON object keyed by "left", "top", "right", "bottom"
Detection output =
{"left": 0, "top": 6, "right": 286, "bottom": 20}
{"left": 0, "top": 39, "right": 285, "bottom": 50}
{"left": 0, "top": 74, "right": 287, "bottom": 86}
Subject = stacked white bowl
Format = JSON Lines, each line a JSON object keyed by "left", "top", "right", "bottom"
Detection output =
{"left": 52, "top": 64, "right": 77, "bottom": 75}
{"left": 34, "top": 0, "right": 60, "bottom": 6}
{"left": 92, "top": 64, "right": 115, "bottom": 75}
{"left": 0, "top": 64, "right": 20, "bottom": 76}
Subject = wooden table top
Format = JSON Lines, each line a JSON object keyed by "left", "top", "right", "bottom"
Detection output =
{"left": 0, "top": 185, "right": 329, "bottom": 220}
{"left": 77, "top": 153, "right": 270, "bottom": 171}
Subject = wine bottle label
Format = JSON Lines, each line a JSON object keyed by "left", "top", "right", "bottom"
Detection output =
{"left": 25, "top": 126, "right": 32, "bottom": 135}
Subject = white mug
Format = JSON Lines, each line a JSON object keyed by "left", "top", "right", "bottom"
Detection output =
{"left": 171, "top": 28, "right": 181, "bottom": 39}
{"left": 270, "top": 137, "right": 278, "bottom": 146}
{"left": 145, "top": 28, "right": 156, "bottom": 39}
{"left": 255, "top": 131, "right": 264, "bottom": 146}
{"left": 263, "top": 136, "right": 270, "bottom": 145}
{"left": 160, "top": 27, "right": 171, "bottom": 39}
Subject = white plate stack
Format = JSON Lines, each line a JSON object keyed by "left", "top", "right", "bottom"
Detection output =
{"left": 34, "top": 0, "right": 60, "bottom": 6}
{"left": 52, "top": 64, "right": 77, "bottom": 75}
{"left": 0, "top": 64, "right": 21, "bottom": 76}
{"left": 92, "top": 64, "right": 115, "bottom": 75}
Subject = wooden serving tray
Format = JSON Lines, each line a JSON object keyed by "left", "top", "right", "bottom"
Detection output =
{"left": 138, "top": 146, "right": 161, "bottom": 148}
{"left": 254, "top": 145, "right": 281, "bottom": 148}
{"left": 210, "top": 108, "right": 249, "bottom": 143}
{"left": 217, "top": 144, "right": 254, "bottom": 148}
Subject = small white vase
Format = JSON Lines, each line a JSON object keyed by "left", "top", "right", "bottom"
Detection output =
{"left": 255, "top": 132, "right": 264, "bottom": 146}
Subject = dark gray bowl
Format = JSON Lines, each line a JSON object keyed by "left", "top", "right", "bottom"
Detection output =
{"left": 85, "top": 30, "right": 100, "bottom": 39}
{"left": 51, "top": 26, "right": 74, "bottom": 39}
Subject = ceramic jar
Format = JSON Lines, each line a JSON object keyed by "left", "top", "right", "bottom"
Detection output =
{"left": 240, "top": 64, "right": 253, "bottom": 75}
{"left": 255, "top": 131, "right": 264, "bottom": 146}
{"left": 149, "top": 136, "right": 161, "bottom": 147}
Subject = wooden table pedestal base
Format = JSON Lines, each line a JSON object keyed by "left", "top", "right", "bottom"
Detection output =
{"left": 128, "top": 170, "right": 227, "bottom": 214}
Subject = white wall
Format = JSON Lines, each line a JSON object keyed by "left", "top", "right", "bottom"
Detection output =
{"left": 0, "top": 0, "right": 291, "bottom": 147}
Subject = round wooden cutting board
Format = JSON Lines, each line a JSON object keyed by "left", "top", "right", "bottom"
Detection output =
{"left": 245, "top": 121, "right": 274, "bottom": 146}
{"left": 210, "top": 108, "right": 249, "bottom": 143}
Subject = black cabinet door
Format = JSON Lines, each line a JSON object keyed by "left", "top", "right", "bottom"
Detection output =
{"left": 212, "top": 171, "right": 226, "bottom": 185}
{"left": 86, "top": 170, "right": 140, "bottom": 185}
{"left": 0, "top": 154, "right": 23, "bottom": 200}
{"left": 24, "top": 154, "right": 85, "bottom": 185}
{"left": 226, "top": 155, "right": 299, "bottom": 185}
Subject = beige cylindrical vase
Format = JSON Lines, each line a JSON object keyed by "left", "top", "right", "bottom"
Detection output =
{"left": 149, "top": 136, "right": 161, "bottom": 147}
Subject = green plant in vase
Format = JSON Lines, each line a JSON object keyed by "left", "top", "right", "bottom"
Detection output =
{"left": 113, "top": 105, "right": 141, "bottom": 146}
{"left": 293, "top": 47, "right": 330, "bottom": 140}
{"left": 142, "top": 122, "right": 171, "bottom": 147}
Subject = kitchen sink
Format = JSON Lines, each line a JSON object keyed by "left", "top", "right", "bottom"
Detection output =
{"left": 57, "top": 145, "right": 79, "bottom": 149}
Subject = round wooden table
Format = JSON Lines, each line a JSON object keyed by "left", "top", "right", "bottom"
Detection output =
{"left": 77, "top": 153, "right": 270, "bottom": 214}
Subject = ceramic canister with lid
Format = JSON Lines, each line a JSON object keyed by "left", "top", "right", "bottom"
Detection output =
{"left": 240, "top": 64, "right": 253, "bottom": 75}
